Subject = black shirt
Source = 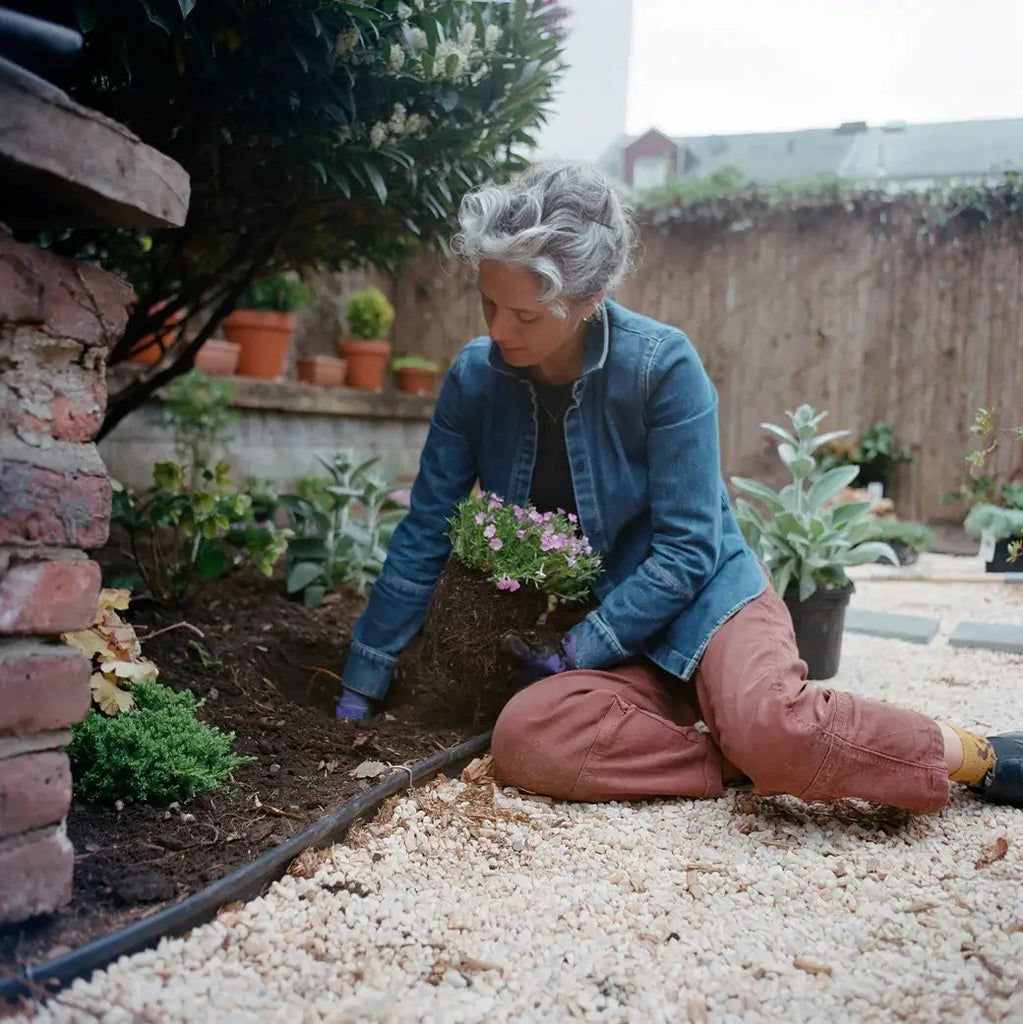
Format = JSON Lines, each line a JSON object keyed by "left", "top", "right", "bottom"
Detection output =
{"left": 529, "top": 380, "right": 578, "bottom": 517}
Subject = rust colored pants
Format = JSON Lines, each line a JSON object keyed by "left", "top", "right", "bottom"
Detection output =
{"left": 491, "top": 586, "right": 949, "bottom": 813}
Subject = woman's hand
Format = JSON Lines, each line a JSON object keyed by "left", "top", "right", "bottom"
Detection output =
{"left": 335, "top": 688, "right": 373, "bottom": 721}
{"left": 501, "top": 631, "right": 578, "bottom": 685}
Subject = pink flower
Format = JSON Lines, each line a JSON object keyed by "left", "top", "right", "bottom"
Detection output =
{"left": 515, "top": 530, "right": 525, "bottom": 539}
{"left": 496, "top": 576, "right": 520, "bottom": 592}
{"left": 488, "top": 495, "right": 504, "bottom": 509}
{"left": 568, "top": 513, "right": 578, "bottom": 524}
{"left": 489, "top": 537, "right": 503, "bottom": 550}
{"left": 540, "top": 532, "right": 555, "bottom": 551}
{"left": 483, "top": 523, "right": 496, "bottom": 538}
{"left": 474, "top": 512, "right": 486, "bottom": 525}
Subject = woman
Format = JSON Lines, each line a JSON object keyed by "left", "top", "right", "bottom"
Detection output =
{"left": 337, "top": 163, "right": 1022, "bottom": 813}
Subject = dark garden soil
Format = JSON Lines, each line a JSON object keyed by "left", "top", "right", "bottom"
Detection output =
{"left": 1, "top": 566, "right": 475, "bottom": 972}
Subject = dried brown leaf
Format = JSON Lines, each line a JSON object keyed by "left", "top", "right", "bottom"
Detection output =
{"left": 793, "top": 956, "right": 833, "bottom": 976}
{"left": 974, "top": 836, "right": 1009, "bottom": 869}
{"left": 90, "top": 674, "right": 136, "bottom": 716}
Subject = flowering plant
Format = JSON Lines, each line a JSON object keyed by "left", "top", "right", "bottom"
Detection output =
{"left": 448, "top": 493, "right": 603, "bottom": 605}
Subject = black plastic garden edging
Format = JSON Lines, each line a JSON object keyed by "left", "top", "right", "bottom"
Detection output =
{"left": 1, "top": 731, "right": 492, "bottom": 1005}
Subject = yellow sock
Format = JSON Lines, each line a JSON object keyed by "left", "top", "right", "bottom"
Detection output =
{"left": 948, "top": 725, "right": 996, "bottom": 784}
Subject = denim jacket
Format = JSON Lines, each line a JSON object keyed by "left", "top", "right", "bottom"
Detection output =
{"left": 343, "top": 300, "right": 767, "bottom": 699}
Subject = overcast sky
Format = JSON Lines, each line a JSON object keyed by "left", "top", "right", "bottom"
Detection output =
{"left": 627, "top": 0, "right": 1023, "bottom": 136}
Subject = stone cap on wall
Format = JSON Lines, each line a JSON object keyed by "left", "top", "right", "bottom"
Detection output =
{"left": 0, "top": 77, "right": 190, "bottom": 229}
{"left": 179, "top": 376, "right": 436, "bottom": 422}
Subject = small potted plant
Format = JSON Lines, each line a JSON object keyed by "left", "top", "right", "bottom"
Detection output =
{"left": 193, "top": 337, "right": 242, "bottom": 376}
{"left": 817, "top": 419, "right": 915, "bottom": 495}
{"left": 964, "top": 498, "right": 1023, "bottom": 573}
{"left": 296, "top": 354, "right": 348, "bottom": 387}
{"left": 392, "top": 494, "right": 603, "bottom": 726}
{"left": 732, "top": 404, "right": 898, "bottom": 680}
{"left": 222, "top": 272, "right": 312, "bottom": 380}
{"left": 336, "top": 286, "right": 395, "bottom": 390}
{"left": 862, "top": 517, "right": 934, "bottom": 566}
{"left": 392, "top": 354, "right": 440, "bottom": 396}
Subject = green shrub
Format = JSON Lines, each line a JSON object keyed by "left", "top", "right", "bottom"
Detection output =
{"left": 239, "top": 273, "right": 313, "bottom": 313}
{"left": 817, "top": 419, "right": 915, "bottom": 487}
{"left": 392, "top": 354, "right": 440, "bottom": 372}
{"left": 963, "top": 504, "right": 1023, "bottom": 542}
{"left": 160, "top": 369, "right": 239, "bottom": 488}
{"left": 67, "top": 681, "right": 252, "bottom": 804}
{"left": 862, "top": 518, "right": 934, "bottom": 553}
{"left": 112, "top": 460, "right": 291, "bottom": 604}
{"left": 344, "top": 287, "right": 395, "bottom": 340}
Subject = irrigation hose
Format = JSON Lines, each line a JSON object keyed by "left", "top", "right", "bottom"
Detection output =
{"left": 0, "top": 731, "right": 492, "bottom": 1006}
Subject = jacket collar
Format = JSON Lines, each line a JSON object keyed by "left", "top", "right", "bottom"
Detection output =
{"left": 487, "top": 299, "right": 611, "bottom": 380}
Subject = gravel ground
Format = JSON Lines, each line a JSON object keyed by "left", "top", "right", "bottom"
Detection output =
{"left": 15, "top": 559, "right": 1023, "bottom": 1024}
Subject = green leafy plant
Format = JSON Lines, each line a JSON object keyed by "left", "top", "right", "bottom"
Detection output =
{"left": 963, "top": 504, "right": 1023, "bottom": 544}
{"left": 731, "top": 404, "right": 899, "bottom": 600}
{"left": 161, "top": 369, "right": 239, "bottom": 489}
{"left": 448, "top": 493, "right": 603, "bottom": 605}
{"left": 862, "top": 517, "right": 934, "bottom": 554}
{"left": 817, "top": 419, "right": 915, "bottom": 488}
{"left": 28, "top": 0, "right": 563, "bottom": 437}
{"left": 280, "top": 452, "right": 404, "bottom": 605}
{"left": 942, "top": 407, "right": 1023, "bottom": 516}
{"left": 392, "top": 354, "right": 440, "bottom": 372}
{"left": 238, "top": 273, "right": 313, "bottom": 313}
{"left": 112, "top": 460, "right": 291, "bottom": 603}
{"left": 344, "top": 287, "right": 396, "bottom": 340}
{"left": 66, "top": 681, "right": 252, "bottom": 804}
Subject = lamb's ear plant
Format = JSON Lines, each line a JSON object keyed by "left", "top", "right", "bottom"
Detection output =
{"left": 731, "top": 404, "right": 899, "bottom": 601}
{"left": 280, "top": 451, "right": 405, "bottom": 604}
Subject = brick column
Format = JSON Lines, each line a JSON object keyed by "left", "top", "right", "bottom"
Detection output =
{"left": 0, "top": 234, "right": 133, "bottom": 923}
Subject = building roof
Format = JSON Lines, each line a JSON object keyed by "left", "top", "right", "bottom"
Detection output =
{"left": 599, "top": 117, "right": 1023, "bottom": 184}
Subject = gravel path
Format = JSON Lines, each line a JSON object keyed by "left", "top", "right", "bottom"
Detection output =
{"left": 16, "top": 561, "right": 1023, "bottom": 1024}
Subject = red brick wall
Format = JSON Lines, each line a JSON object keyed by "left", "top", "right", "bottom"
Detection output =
{"left": 0, "top": 234, "right": 132, "bottom": 923}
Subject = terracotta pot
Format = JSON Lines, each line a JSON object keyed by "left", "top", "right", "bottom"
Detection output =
{"left": 297, "top": 355, "right": 348, "bottom": 387}
{"left": 128, "top": 306, "right": 184, "bottom": 365}
{"left": 336, "top": 338, "right": 391, "bottom": 391}
{"left": 223, "top": 310, "right": 296, "bottom": 380}
{"left": 193, "top": 338, "right": 241, "bottom": 376}
{"left": 394, "top": 366, "right": 437, "bottom": 396}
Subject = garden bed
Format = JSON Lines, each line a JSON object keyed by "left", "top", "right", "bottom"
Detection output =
{"left": 1, "top": 568, "right": 469, "bottom": 970}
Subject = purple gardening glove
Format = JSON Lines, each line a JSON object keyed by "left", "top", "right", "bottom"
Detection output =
{"left": 335, "top": 688, "right": 373, "bottom": 721}
{"left": 501, "top": 632, "right": 578, "bottom": 686}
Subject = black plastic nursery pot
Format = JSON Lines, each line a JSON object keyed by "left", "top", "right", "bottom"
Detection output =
{"left": 783, "top": 583, "right": 854, "bottom": 681}
{"left": 985, "top": 538, "right": 1023, "bottom": 574}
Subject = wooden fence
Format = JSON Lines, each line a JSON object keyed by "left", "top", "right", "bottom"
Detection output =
{"left": 373, "top": 200, "right": 1023, "bottom": 522}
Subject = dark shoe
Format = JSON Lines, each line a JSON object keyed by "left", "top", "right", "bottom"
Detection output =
{"left": 973, "top": 733, "right": 1023, "bottom": 807}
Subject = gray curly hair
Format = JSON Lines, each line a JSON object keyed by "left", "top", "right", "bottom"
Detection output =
{"left": 452, "top": 163, "right": 637, "bottom": 317}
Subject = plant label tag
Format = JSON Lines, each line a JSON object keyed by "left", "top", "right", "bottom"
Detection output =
{"left": 978, "top": 528, "right": 996, "bottom": 563}
{"left": 867, "top": 482, "right": 885, "bottom": 500}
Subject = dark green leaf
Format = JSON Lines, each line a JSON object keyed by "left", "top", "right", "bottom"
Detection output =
{"left": 287, "top": 561, "right": 325, "bottom": 593}
{"left": 363, "top": 161, "right": 388, "bottom": 203}
{"left": 194, "top": 543, "right": 228, "bottom": 581}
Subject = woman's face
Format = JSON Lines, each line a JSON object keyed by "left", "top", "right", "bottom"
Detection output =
{"left": 477, "top": 260, "right": 593, "bottom": 370}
